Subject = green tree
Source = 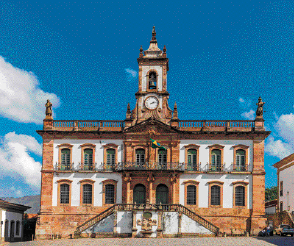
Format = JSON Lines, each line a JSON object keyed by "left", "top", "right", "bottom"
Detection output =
{"left": 265, "top": 186, "right": 277, "bottom": 201}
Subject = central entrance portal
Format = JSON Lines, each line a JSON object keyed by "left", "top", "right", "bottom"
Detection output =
{"left": 156, "top": 184, "right": 169, "bottom": 204}
{"left": 133, "top": 184, "right": 146, "bottom": 204}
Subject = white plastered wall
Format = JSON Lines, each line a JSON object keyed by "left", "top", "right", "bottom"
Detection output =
{"left": 1, "top": 210, "right": 23, "bottom": 238}
{"left": 180, "top": 174, "right": 251, "bottom": 209}
{"left": 179, "top": 140, "right": 253, "bottom": 168}
{"left": 142, "top": 66, "right": 163, "bottom": 92}
{"left": 53, "top": 139, "right": 124, "bottom": 169}
{"left": 279, "top": 162, "right": 294, "bottom": 212}
{"left": 52, "top": 172, "right": 122, "bottom": 206}
{"left": 179, "top": 140, "right": 253, "bottom": 209}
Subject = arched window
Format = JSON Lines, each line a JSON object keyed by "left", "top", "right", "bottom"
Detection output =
{"left": 187, "top": 185, "right": 196, "bottom": 205}
{"left": 61, "top": 148, "right": 71, "bottom": 170}
{"left": 133, "top": 184, "right": 146, "bottom": 204}
{"left": 235, "top": 186, "right": 245, "bottom": 206}
{"left": 60, "top": 184, "right": 70, "bottom": 204}
{"left": 211, "top": 149, "right": 221, "bottom": 171}
{"left": 106, "top": 149, "right": 115, "bottom": 165}
{"left": 236, "top": 149, "right": 246, "bottom": 171}
{"left": 83, "top": 184, "right": 93, "bottom": 204}
{"left": 16, "top": 221, "right": 20, "bottom": 236}
{"left": 105, "top": 184, "right": 115, "bottom": 204}
{"left": 187, "top": 149, "right": 197, "bottom": 171}
{"left": 158, "top": 149, "right": 167, "bottom": 170}
{"left": 156, "top": 184, "right": 169, "bottom": 204}
{"left": 149, "top": 72, "right": 157, "bottom": 89}
{"left": 84, "top": 148, "right": 93, "bottom": 170}
{"left": 136, "top": 149, "right": 145, "bottom": 167}
{"left": 211, "top": 185, "right": 221, "bottom": 206}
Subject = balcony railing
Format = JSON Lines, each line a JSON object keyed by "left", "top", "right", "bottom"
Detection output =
{"left": 231, "top": 164, "right": 249, "bottom": 172}
{"left": 207, "top": 164, "right": 224, "bottom": 172}
{"left": 55, "top": 162, "right": 74, "bottom": 171}
{"left": 52, "top": 120, "right": 125, "bottom": 130}
{"left": 54, "top": 162, "right": 252, "bottom": 172}
{"left": 118, "top": 162, "right": 184, "bottom": 171}
{"left": 179, "top": 120, "right": 255, "bottom": 129}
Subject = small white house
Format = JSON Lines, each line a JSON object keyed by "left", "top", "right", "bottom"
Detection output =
{"left": 273, "top": 153, "right": 294, "bottom": 213}
{"left": 0, "top": 199, "right": 30, "bottom": 243}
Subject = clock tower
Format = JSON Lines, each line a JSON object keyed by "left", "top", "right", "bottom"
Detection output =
{"left": 126, "top": 27, "right": 173, "bottom": 126}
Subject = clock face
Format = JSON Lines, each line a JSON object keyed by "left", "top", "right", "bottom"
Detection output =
{"left": 145, "top": 96, "right": 159, "bottom": 110}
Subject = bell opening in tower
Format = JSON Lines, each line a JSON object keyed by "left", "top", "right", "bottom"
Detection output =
{"left": 149, "top": 72, "right": 157, "bottom": 90}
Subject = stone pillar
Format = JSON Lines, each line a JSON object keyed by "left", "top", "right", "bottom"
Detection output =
{"left": 178, "top": 212, "right": 182, "bottom": 237}
{"left": 148, "top": 173, "right": 154, "bottom": 203}
{"left": 132, "top": 211, "right": 137, "bottom": 238}
{"left": 156, "top": 211, "right": 163, "bottom": 238}
{"left": 113, "top": 210, "right": 118, "bottom": 237}
{"left": 43, "top": 119, "right": 53, "bottom": 130}
{"left": 251, "top": 139, "right": 267, "bottom": 234}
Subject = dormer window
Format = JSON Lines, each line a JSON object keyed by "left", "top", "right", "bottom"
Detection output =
{"left": 149, "top": 72, "right": 157, "bottom": 89}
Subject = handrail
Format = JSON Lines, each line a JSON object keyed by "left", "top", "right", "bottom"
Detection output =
{"left": 153, "top": 204, "right": 219, "bottom": 235}
{"left": 75, "top": 205, "right": 116, "bottom": 234}
{"left": 74, "top": 203, "right": 219, "bottom": 236}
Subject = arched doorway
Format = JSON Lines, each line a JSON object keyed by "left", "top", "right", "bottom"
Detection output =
{"left": 133, "top": 184, "right": 146, "bottom": 204}
{"left": 4, "top": 220, "right": 8, "bottom": 242}
{"left": 10, "top": 221, "right": 15, "bottom": 242}
{"left": 156, "top": 184, "right": 169, "bottom": 204}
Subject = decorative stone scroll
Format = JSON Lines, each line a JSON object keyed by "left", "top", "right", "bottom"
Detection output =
{"left": 137, "top": 217, "right": 157, "bottom": 231}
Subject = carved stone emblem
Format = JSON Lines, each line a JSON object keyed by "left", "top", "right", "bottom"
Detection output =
{"left": 137, "top": 218, "right": 157, "bottom": 231}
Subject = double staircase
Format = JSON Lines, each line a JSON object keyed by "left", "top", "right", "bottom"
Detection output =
{"left": 74, "top": 203, "right": 219, "bottom": 237}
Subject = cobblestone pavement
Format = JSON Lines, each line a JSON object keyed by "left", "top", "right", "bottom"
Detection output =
{"left": 4, "top": 236, "right": 294, "bottom": 246}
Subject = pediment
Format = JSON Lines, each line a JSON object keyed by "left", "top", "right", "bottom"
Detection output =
{"left": 124, "top": 118, "right": 179, "bottom": 134}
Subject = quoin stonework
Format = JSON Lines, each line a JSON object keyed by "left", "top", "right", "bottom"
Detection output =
{"left": 35, "top": 27, "right": 270, "bottom": 239}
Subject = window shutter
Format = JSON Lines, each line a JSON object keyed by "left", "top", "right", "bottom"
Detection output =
{"left": 211, "top": 185, "right": 220, "bottom": 205}
{"left": 235, "top": 186, "right": 245, "bottom": 206}
{"left": 187, "top": 185, "right": 196, "bottom": 205}
{"left": 107, "top": 149, "right": 115, "bottom": 165}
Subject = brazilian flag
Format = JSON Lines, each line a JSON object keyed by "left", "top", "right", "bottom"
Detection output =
{"left": 150, "top": 138, "right": 167, "bottom": 150}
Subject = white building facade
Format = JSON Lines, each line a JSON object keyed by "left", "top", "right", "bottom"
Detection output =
{"left": 274, "top": 153, "right": 294, "bottom": 213}
{"left": 36, "top": 27, "right": 270, "bottom": 239}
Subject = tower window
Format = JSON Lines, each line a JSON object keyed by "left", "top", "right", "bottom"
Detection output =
{"left": 149, "top": 72, "right": 157, "bottom": 89}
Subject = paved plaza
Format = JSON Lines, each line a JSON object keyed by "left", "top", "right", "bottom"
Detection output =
{"left": 4, "top": 236, "right": 294, "bottom": 246}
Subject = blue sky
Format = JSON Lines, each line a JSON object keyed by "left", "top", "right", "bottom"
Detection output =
{"left": 0, "top": 0, "right": 293, "bottom": 197}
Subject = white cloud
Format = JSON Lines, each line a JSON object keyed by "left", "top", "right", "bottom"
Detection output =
{"left": 4, "top": 132, "right": 42, "bottom": 155}
{"left": 125, "top": 68, "right": 138, "bottom": 81}
{"left": 265, "top": 136, "right": 293, "bottom": 160}
{"left": 0, "top": 56, "right": 60, "bottom": 124}
{"left": 275, "top": 113, "right": 294, "bottom": 143}
{"left": 238, "top": 97, "right": 252, "bottom": 109}
{"left": 238, "top": 97, "right": 245, "bottom": 103}
{"left": 265, "top": 112, "right": 294, "bottom": 159}
{"left": 241, "top": 109, "right": 255, "bottom": 120}
{"left": 0, "top": 132, "right": 42, "bottom": 189}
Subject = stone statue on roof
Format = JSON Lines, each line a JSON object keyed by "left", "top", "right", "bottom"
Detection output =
{"left": 45, "top": 99, "right": 52, "bottom": 117}
{"left": 256, "top": 97, "right": 265, "bottom": 117}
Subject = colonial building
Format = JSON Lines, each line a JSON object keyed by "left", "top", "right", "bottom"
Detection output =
{"left": 273, "top": 153, "right": 294, "bottom": 213}
{"left": 0, "top": 199, "right": 30, "bottom": 242}
{"left": 36, "top": 27, "right": 270, "bottom": 239}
